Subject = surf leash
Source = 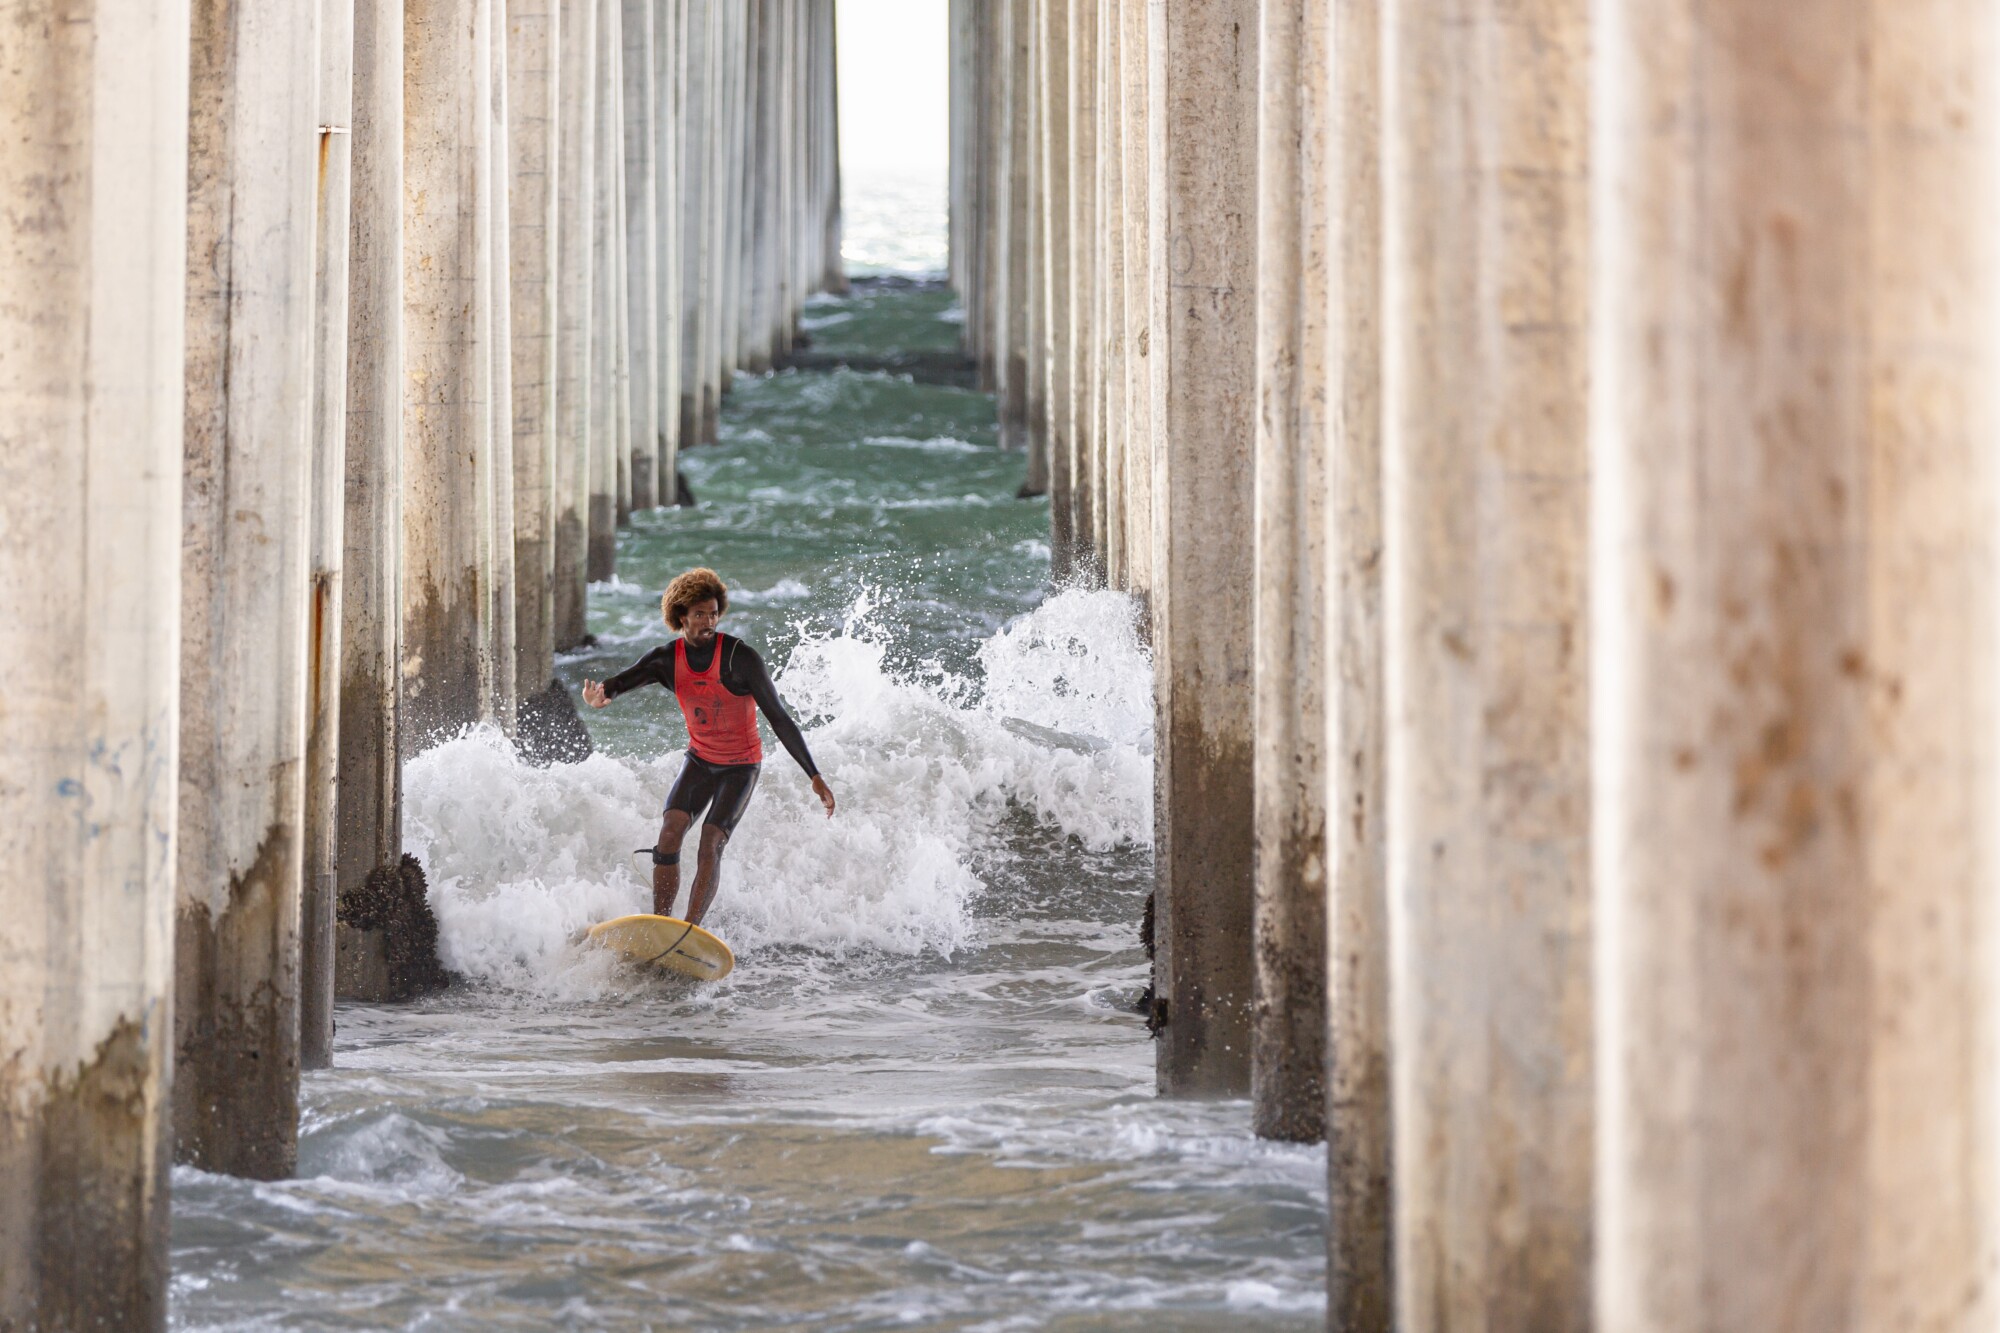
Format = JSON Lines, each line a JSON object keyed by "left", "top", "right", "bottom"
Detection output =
{"left": 642, "top": 920, "right": 700, "bottom": 968}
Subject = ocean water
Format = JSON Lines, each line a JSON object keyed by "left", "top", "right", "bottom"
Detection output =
{"left": 168, "top": 181, "right": 1325, "bottom": 1331}
{"left": 839, "top": 169, "right": 950, "bottom": 277}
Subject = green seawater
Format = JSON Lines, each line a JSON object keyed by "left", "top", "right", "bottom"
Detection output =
{"left": 168, "top": 277, "right": 1326, "bottom": 1331}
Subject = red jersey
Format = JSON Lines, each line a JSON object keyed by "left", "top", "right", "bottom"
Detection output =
{"left": 673, "top": 634, "right": 764, "bottom": 765}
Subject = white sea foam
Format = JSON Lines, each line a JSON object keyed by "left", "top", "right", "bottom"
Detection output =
{"left": 403, "top": 589, "right": 1154, "bottom": 996}
{"left": 732, "top": 576, "right": 811, "bottom": 604}
{"left": 859, "top": 433, "right": 982, "bottom": 454}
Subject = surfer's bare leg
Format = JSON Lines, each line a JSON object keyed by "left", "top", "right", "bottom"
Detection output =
{"left": 654, "top": 810, "right": 693, "bottom": 916}
{"left": 686, "top": 824, "right": 729, "bottom": 926}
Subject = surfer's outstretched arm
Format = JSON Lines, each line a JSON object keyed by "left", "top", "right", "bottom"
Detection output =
{"left": 583, "top": 646, "right": 674, "bottom": 708}
{"left": 728, "top": 641, "right": 835, "bottom": 816}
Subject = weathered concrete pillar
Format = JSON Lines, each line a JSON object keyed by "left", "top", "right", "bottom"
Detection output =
{"left": 1115, "top": 0, "right": 1151, "bottom": 598}
{"left": 1249, "top": 0, "right": 1327, "bottom": 1146}
{"left": 339, "top": 0, "right": 407, "bottom": 966}
{"left": 716, "top": 0, "right": 746, "bottom": 384}
{"left": 795, "top": 0, "right": 811, "bottom": 313}
{"left": 765, "top": 0, "right": 787, "bottom": 357}
{"left": 1097, "top": 0, "right": 1125, "bottom": 588}
{"left": 817, "top": 0, "right": 843, "bottom": 294}
{"left": 954, "top": 0, "right": 986, "bottom": 361}
{"left": 783, "top": 0, "right": 803, "bottom": 331}
{"left": 759, "top": 0, "right": 780, "bottom": 363}
{"left": 553, "top": 0, "right": 596, "bottom": 646}
{"left": 974, "top": 0, "right": 1003, "bottom": 389}
{"left": 1066, "top": 0, "right": 1097, "bottom": 574}
{"left": 1092, "top": 0, "right": 1115, "bottom": 573}
{"left": 740, "top": 0, "right": 773, "bottom": 372}
{"left": 509, "top": 0, "right": 560, "bottom": 692}
{"left": 609, "top": 9, "right": 633, "bottom": 533}
{"left": 773, "top": 0, "right": 798, "bottom": 352}
{"left": 487, "top": 0, "right": 519, "bottom": 728}
{"left": 1382, "top": 0, "right": 1592, "bottom": 1322}
{"left": 678, "top": 0, "right": 714, "bottom": 450}
{"left": 178, "top": 0, "right": 319, "bottom": 1178}
{"left": 1594, "top": 4, "right": 2000, "bottom": 1329}
{"left": 1024, "top": 0, "right": 1047, "bottom": 514}
{"left": 404, "top": 0, "right": 498, "bottom": 746}
{"left": 949, "top": 0, "right": 972, "bottom": 297}
{"left": 612, "top": 72, "right": 634, "bottom": 526}
{"left": 304, "top": 0, "right": 357, "bottom": 1074}
{"left": 0, "top": 2, "right": 188, "bottom": 1319}
{"left": 1149, "top": 0, "right": 1258, "bottom": 1096}
{"left": 1000, "top": 0, "right": 1033, "bottom": 462}
{"left": 622, "top": 0, "right": 661, "bottom": 505}
{"left": 1036, "top": 0, "right": 1070, "bottom": 566}
{"left": 700, "top": 0, "right": 728, "bottom": 439}
{"left": 588, "top": 0, "right": 622, "bottom": 572}
{"left": 654, "top": 0, "right": 685, "bottom": 484}
{"left": 1326, "top": 0, "right": 1390, "bottom": 1321}
{"left": 733, "top": 0, "right": 753, "bottom": 360}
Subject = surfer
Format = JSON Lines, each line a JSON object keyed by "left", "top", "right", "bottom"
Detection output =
{"left": 582, "top": 567, "right": 835, "bottom": 926}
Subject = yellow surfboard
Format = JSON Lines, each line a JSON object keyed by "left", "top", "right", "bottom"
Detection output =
{"left": 585, "top": 914, "right": 735, "bottom": 982}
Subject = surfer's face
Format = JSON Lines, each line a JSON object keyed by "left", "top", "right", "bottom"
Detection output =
{"left": 682, "top": 598, "right": 720, "bottom": 645}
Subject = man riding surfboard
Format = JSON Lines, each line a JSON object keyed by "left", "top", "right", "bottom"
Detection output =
{"left": 582, "top": 567, "right": 835, "bottom": 926}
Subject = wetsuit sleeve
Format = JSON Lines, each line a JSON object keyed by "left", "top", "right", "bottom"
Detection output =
{"left": 600, "top": 646, "right": 674, "bottom": 700}
{"left": 729, "top": 642, "right": 820, "bottom": 778}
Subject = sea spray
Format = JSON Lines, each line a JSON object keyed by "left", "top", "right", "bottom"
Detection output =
{"left": 404, "top": 588, "right": 1155, "bottom": 994}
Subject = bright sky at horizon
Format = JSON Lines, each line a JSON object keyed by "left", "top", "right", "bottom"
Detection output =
{"left": 835, "top": 0, "right": 949, "bottom": 180}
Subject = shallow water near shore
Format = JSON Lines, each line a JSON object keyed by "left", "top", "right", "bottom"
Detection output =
{"left": 168, "top": 189, "right": 1325, "bottom": 1331}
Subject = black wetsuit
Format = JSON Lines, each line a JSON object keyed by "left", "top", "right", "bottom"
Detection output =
{"left": 601, "top": 635, "right": 818, "bottom": 834}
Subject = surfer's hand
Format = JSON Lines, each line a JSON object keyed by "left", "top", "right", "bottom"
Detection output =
{"left": 811, "top": 774, "right": 835, "bottom": 817}
{"left": 582, "top": 679, "right": 610, "bottom": 709}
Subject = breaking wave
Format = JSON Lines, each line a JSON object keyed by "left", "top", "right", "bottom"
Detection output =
{"left": 403, "top": 588, "right": 1153, "bottom": 995}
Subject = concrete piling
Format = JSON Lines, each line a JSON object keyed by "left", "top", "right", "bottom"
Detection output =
{"left": 715, "top": 0, "right": 745, "bottom": 386}
{"left": 1066, "top": 0, "right": 1097, "bottom": 575}
{"left": 655, "top": 0, "right": 685, "bottom": 485}
{"left": 1093, "top": 0, "right": 1121, "bottom": 586}
{"left": 1114, "top": 0, "right": 1150, "bottom": 599}
{"left": 488, "top": 0, "right": 520, "bottom": 732}
{"left": 338, "top": 0, "right": 409, "bottom": 982}
{"left": 1036, "top": 0, "right": 1069, "bottom": 569}
{"left": 403, "top": 0, "right": 499, "bottom": 747}
{"left": 816, "top": 0, "right": 843, "bottom": 294}
{"left": 1000, "top": 0, "right": 1032, "bottom": 464}
{"left": 1593, "top": 2, "right": 2000, "bottom": 1328}
{"left": 1381, "top": 0, "right": 1594, "bottom": 1322}
{"left": 1024, "top": 0, "right": 1045, "bottom": 503}
{"left": 553, "top": 0, "right": 597, "bottom": 647}
{"left": 1249, "top": 0, "right": 1328, "bottom": 1146}
{"left": 508, "top": 0, "right": 561, "bottom": 693}
{"left": 177, "top": 0, "right": 321, "bottom": 1179}
{"left": 678, "top": 0, "right": 713, "bottom": 450}
{"left": 1147, "top": 0, "right": 1261, "bottom": 1097}
{"left": 699, "top": 2, "right": 724, "bottom": 441}
{"left": 1326, "top": 0, "right": 1392, "bottom": 1320}
{"left": 587, "top": 0, "right": 619, "bottom": 580}
{"left": 621, "top": 0, "right": 660, "bottom": 505}
{"left": 741, "top": 0, "right": 773, "bottom": 373}
{"left": 607, "top": 0, "right": 632, "bottom": 527}
{"left": 0, "top": 0, "right": 189, "bottom": 1320}
{"left": 304, "top": 0, "right": 358, "bottom": 1074}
